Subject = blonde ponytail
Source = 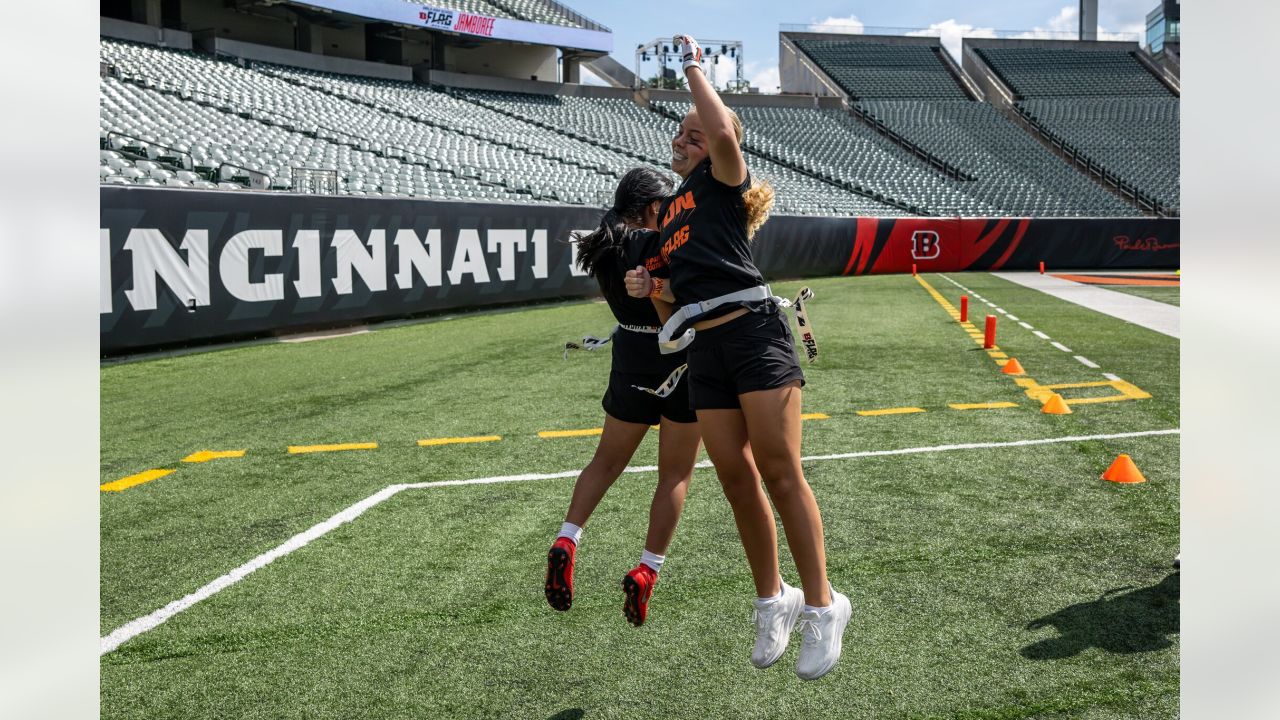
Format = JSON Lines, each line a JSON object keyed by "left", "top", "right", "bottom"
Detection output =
{"left": 723, "top": 108, "right": 774, "bottom": 239}
{"left": 743, "top": 176, "right": 775, "bottom": 240}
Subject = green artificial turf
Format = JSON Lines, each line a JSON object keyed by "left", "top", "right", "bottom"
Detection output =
{"left": 101, "top": 272, "right": 1180, "bottom": 719}
{"left": 1105, "top": 286, "right": 1180, "bottom": 307}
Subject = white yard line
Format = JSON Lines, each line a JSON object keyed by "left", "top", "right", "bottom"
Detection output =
{"left": 935, "top": 274, "right": 1139, "bottom": 384}
{"left": 100, "top": 428, "right": 1180, "bottom": 655}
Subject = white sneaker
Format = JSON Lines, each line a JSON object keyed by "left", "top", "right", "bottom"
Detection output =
{"left": 750, "top": 583, "right": 804, "bottom": 668}
{"left": 795, "top": 589, "right": 852, "bottom": 681}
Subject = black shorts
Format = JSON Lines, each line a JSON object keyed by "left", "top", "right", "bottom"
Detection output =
{"left": 687, "top": 308, "right": 806, "bottom": 411}
{"left": 602, "top": 368, "right": 697, "bottom": 425}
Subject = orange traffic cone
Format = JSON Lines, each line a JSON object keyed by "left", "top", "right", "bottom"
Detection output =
{"left": 1102, "top": 454, "right": 1146, "bottom": 484}
{"left": 1001, "top": 358, "right": 1025, "bottom": 375}
{"left": 1041, "top": 393, "right": 1071, "bottom": 414}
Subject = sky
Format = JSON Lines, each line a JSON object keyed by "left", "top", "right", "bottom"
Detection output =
{"left": 564, "top": 0, "right": 1157, "bottom": 91}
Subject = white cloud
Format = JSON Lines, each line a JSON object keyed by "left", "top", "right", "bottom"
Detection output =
{"left": 1048, "top": 5, "right": 1077, "bottom": 34}
{"left": 1014, "top": 5, "right": 1143, "bottom": 43}
{"left": 742, "top": 60, "right": 780, "bottom": 94}
{"left": 907, "top": 19, "right": 997, "bottom": 62}
{"left": 806, "top": 15, "right": 865, "bottom": 35}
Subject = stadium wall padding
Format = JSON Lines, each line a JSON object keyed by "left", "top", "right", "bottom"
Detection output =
{"left": 100, "top": 188, "right": 1179, "bottom": 354}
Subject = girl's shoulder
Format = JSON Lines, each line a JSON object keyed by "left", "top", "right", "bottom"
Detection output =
{"left": 700, "top": 158, "right": 751, "bottom": 194}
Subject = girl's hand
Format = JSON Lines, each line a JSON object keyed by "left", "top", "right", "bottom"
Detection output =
{"left": 675, "top": 35, "right": 702, "bottom": 72}
{"left": 625, "top": 265, "right": 652, "bottom": 298}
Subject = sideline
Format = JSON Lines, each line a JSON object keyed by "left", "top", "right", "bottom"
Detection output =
{"left": 992, "top": 272, "right": 1179, "bottom": 338}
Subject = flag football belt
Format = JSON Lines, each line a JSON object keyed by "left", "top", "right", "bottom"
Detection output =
{"left": 657, "top": 285, "right": 818, "bottom": 363}
{"left": 563, "top": 323, "right": 660, "bottom": 360}
{"left": 630, "top": 363, "right": 688, "bottom": 399}
{"left": 562, "top": 322, "right": 688, "bottom": 398}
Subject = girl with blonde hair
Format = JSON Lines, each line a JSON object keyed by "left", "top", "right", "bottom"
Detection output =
{"left": 625, "top": 35, "right": 851, "bottom": 680}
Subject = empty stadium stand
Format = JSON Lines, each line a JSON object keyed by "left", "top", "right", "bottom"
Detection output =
{"left": 657, "top": 102, "right": 1001, "bottom": 216}
{"left": 975, "top": 45, "right": 1179, "bottom": 213}
{"left": 791, "top": 39, "right": 968, "bottom": 100}
{"left": 784, "top": 38, "right": 1135, "bottom": 216}
{"left": 99, "top": 38, "right": 899, "bottom": 215}
{"left": 975, "top": 47, "right": 1170, "bottom": 98}
{"left": 99, "top": 32, "right": 1176, "bottom": 219}
{"left": 458, "top": 88, "right": 904, "bottom": 215}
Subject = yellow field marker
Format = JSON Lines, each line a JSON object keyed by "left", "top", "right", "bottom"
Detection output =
{"left": 100, "top": 469, "right": 175, "bottom": 493}
{"left": 800, "top": 412, "right": 830, "bottom": 420}
{"left": 182, "top": 450, "right": 246, "bottom": 463}
{"left": 856, "top": 407, "right": 926, "bottom": 417}
{"left": 288, "top": 442, "right": 378, "bottom": 454}
{"left": 915, "top": 274, "right": 1153, "bottom": 409}
{"left": 417, "top": 435, "right": 502, "bottom": 447}
{"left": 948, "top": 402, "right": 1020, "bottom": 410}
{"left": 538, "top": 428, "right": 603, "bottom": 439}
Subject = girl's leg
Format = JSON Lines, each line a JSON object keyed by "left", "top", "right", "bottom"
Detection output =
{"left": 738, "top": 381, "right": 832, "bottom": 607}
{"left": 563, "top": 413, "right": 651, "bottom": 527}
{"left": 641, "top": 418, "right": 702, "bottom": 556}
{"left": 622, "top": 418, "right": 703, "bottom": 627}
{"left": 696, "top": 408, "right": 781, "bottom": 599}
{"left": 549, "top": 413, "right": 650, "bottom": 612}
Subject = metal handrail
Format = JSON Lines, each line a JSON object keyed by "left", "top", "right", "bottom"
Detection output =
{"left": 1012, "top": 104, "right": 1171, "bottom": 216}
{"left": 106, "top": 131, "right": 195, "bottom": 171}
{"left": 217, "top": 162, "right": 272, "bottom": 190}
{"left": 780, "top": 23, "right": 942, "bottom": 36}
{"left": 846, "top": 106, "right": 976, "bottom": 182}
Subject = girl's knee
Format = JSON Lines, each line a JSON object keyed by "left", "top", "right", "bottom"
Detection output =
{"left": 717, "top": 472, "right": 762, "bottom": 505}
{"left": 762, "top": 472, "right": 807, "bottom": 501}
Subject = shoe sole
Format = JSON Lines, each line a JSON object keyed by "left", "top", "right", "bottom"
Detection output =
{"left": 621, "top": 575, "right": 648, "bottom": 627}
{"left": 545, "top": 547, "right": 572, "bottom": 612}
{"left": 752, "top": 593, "right": 803, "bottom": 669}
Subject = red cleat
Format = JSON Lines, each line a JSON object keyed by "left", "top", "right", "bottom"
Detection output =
{"left": 545, "top": 537, "right": 576, "bottom": 611}
{"left": 622, "top": 564, "right": 658, "bottom": 627}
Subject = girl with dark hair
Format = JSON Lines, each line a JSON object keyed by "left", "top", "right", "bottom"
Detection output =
{"left": 624, "top": 36, "right": 850, "bottom": 680}
{"left": 545, "top": 166, "right": 725, "bottom": 627}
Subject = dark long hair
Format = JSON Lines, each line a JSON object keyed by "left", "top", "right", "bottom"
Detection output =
{"left": 574, "top": 167, "right": 673, "bottom": 304}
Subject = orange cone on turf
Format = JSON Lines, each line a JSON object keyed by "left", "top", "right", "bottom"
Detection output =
{"left": 1041, "top": 393, "right": 1071, "bottom": 414}
{"left": 1001, "top": 358, "right": 1025, "bottom": 375}
{"left": 1102, "top": 454, "right": 1146, "bottom": 484}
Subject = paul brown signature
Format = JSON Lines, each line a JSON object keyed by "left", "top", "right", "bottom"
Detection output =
{"left": 1114, "top": 235, "right": 1179, "bottom": 252}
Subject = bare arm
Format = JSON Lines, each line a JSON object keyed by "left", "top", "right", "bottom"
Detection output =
{"left": 651, "top": 297, "right": 674, "bottom": 324}
{"left": 625, "top": 266, "right": 675, "bottom": 320}
{"left": 678, "top": 35, "right": 747, "bottom": 187}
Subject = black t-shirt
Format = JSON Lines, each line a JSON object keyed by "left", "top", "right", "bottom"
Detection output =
{"left": 656, "top": 158, "right": 765, "bottom": 317}
{"left": 602, "top": 228, "right": 686, "bottom": 375}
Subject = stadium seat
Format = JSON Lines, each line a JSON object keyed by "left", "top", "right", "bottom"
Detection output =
{"left": 975, "top": 47, "right": 1179, "bottom": 212}
{"left": 786, "top": 38, "right": 1149, "bottom": 216}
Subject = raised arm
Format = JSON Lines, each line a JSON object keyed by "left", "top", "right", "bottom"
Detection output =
{"left": 677, "top": 35, "right": 747, "bottom": 188}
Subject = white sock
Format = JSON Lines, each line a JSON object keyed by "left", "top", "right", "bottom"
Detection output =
{"left": 639, "top": 549, "right": 665, "bottom": 573}
{"left": 557, "top": 522, "right": 583, "bottom": 545}
{"left": 756, "top": 581, "right": 788, "bottom": 605}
